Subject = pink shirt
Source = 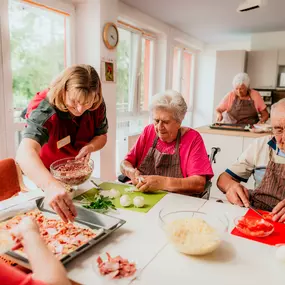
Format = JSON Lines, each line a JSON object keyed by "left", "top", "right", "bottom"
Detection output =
{"left": 125, "top": 124, "right": 214, "bottom": 180}
{"left": 217, "top": 89, "right": 267, "bottom": 113}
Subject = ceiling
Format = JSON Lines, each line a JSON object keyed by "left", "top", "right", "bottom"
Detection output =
{"left": 120, "top": 0, "right": 285, "bottom": 44}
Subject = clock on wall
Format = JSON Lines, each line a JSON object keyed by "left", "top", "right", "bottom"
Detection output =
{"left": 103, "top": 22, "right": 119, "bottom": 50}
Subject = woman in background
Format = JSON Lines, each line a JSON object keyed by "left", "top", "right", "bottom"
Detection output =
{"left": 216, "top": 72, "right": 269, "bottom": 125}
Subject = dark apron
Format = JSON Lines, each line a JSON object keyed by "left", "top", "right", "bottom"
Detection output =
{"left": 138, "top": 129, "right": 183, "bottom": 178}
{"left": 251, "top": 148, "right": 285, "bottom": 211}
{"left": 223, "top": 92, "right": 259, "bottom": 125}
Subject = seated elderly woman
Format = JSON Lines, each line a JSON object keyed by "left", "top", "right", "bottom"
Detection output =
{"left": 217, "top": 98, "right": 285, "bottom": 222}
{"left": 120, "top": 90, "right": 214, "bottom": 196}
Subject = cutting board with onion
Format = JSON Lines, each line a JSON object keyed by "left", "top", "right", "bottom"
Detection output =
{"left": 76, "top": 182, "right": 167, "bottom": 213}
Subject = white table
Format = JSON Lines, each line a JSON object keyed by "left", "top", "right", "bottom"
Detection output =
{"left": 65, "top": 193, "right": 285, "bottom": 285}
{"left": 2, "top": 179, "right": 284, "bottom": 285}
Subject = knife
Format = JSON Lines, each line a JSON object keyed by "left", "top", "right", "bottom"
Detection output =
{"left": 249, "top": 205, "right": 264, "bottom": 218}
{"left": 90, "top": 180, "right": 104, "bottom": 191}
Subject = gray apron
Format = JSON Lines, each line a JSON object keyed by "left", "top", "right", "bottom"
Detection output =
{"left": 223, "top": 92, "right": 259, "bottom": 125}
{"left": 138, "top": 129, "right": 183, "bottom": 178}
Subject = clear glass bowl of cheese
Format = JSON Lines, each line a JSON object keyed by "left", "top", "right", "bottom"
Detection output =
{"left": 159, "top": 208, "right": 228, "bottom": 256}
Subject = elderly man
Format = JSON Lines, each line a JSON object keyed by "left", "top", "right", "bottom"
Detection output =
{"left": 217, "top": 98, "right": 285, "bottom": 222}
{"left": 120, "top": 90, "right": 213, "bottom": 195}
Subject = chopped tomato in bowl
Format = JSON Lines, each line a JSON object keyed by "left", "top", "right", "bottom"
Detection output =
{"left": 234, "top": 216, "right": 274, "bottom": 238}
{"left": 262, "top": 213, "right": 274, "bottom": 222}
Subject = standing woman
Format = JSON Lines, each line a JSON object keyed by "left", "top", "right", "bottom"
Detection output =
{"left": 16, "top": 64, "right": 108, "bottom": 222}
{"left": 216, "top": 73, "right": 269, "bottom": 124}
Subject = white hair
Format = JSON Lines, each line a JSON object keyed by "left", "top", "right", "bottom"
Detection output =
{"left": 271, "top": 98, "right": 285, "bottom": 117}
{"left": 232, "top": 72, "right": 250, "bottom": 88}
{"left": 150, "top": 90, "right": 188, "bottom": 122}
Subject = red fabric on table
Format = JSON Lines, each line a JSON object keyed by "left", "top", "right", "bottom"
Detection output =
{"left": 0, "top": 158, "right": 21, "bottom": 201}
{"left": 231, "top": 209, "right": 285, "bottom": 246}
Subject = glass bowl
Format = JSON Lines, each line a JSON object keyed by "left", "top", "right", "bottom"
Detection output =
{"left": 159, "top": 208, "right": 228, "bottom": 256}
{"left": 50, "top": 157, "right": 94, "bottom": 186}
{"left": 234, "top": 216, "right": 274, "bottom": 238}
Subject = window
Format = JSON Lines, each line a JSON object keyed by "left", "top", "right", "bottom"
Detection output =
{"left": 139, "top": 38, "right": 154, "bottom": 112}
{"left": 172, "top": 47, "right": 195, "bottom": 126}
{"left": 116, "top": 25, "right": 155, "bottom": 174}
{"left": 8, "top": 0, "right": 70, "bottom": 146}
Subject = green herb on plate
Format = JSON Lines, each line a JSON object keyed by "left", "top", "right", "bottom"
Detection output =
{"left": 82, "top": 194, "right": 116, "bottom": 212}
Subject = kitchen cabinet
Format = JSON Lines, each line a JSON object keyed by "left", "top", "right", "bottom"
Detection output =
{"left": 278, "top": 49, "right": 285, "bottom": 65}
{"left": 246, "top": 50, "right": 278, "bottom": 88}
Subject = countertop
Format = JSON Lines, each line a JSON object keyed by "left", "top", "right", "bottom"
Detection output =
{"left": 196, "top": 125, "right": 270, "bottom": 138}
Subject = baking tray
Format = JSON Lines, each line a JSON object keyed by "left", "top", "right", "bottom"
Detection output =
{"left": 2, "top": 198, "right": 126, "bottom": 267}
{"left": 209, "top": 123, "right": 250, "bottom": 132}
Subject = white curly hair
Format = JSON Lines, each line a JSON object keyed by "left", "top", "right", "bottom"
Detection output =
{"left": 150, "top": 90, "right": 188, "bottom": 123}
{"left": 232, "top": 72, "right": 250, "bottom": 88}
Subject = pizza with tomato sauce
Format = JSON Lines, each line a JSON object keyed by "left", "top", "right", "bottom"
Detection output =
{"left": 236, "top": 216, "right": 274, "bottom": 237}
{"left": 0, "top": 210, "right": 98, "bottom": 259}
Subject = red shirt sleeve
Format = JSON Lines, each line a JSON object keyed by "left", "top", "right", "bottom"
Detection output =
{"left": 0, "top": 262, "right": 46, "bottom": 285}
{"left": 186, "top": 133, "right": 214, "bottom": 180}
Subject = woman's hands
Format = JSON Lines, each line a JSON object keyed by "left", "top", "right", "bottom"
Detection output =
{"left": 75, "top": 144, "right": 94, "bottom": 162}
{"left": 216, "top": 112, "right": 223, "bottom": 122}
{"left": 45, "top": 183, "right": 77, "bottom": 223}
{"left": 136, "top": 175, "right": 166, "bottom": 192}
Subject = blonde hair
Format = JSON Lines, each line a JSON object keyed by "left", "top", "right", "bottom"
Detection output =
{"left": 48, "top": 64, "right": 102, "bottom": 112}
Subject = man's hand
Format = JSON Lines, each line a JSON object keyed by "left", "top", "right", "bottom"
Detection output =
{"left": 272, "top": 199, "right": 285, "bottom": 223}
{"left": 226, "top": 183, "right": 250, "bottom": 207}
{"left": 75, "top": 144, "right": 94, "bottom": 162}
{"left": 136, "top": 175, "right": 166, "bottom": 192}
{"left": 45, "top": 184, "right": 77, "bottom": 223}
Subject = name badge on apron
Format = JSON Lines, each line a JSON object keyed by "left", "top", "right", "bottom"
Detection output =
{"left": 57, "top": 135, "right": 71, "bottom": 149}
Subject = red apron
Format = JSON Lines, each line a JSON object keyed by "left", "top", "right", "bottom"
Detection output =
{"left": 25, "top": 89, "right": 107, "bottom": 169}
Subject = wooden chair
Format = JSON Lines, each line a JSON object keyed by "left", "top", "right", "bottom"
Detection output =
{"left": 0, "top": 158, "right": 28, "bottom": 202}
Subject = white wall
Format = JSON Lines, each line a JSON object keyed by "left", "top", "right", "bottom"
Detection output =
{"left": 192, "top": 48, "right": 216, "bottom": 128}
{"left": 75, "top": 0, "right": 118, "bottom": 181}
{"left": 251, "top": 31, "right": 285, "bottom": 50}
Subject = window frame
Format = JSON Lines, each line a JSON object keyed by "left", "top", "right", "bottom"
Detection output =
{"left": 171, "top": 44, "right": 196, "bottom": 126}
{"left": 0, "top": 0, "right": 75, "bottom": 158}
{"left": 116, "top": 23, "right": 155, "bottom": 121}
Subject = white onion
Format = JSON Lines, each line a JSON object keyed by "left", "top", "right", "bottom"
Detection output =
{"left": 109, "top": 189, "right": 121, "bottom": 198}
{"left": 100, "top": 189, "right": 121, "bottom": 199}
{"left": 120, "top": 195, "right": 131, "bottom": 207}
{"left": 133, "top": 196, "right": 145, "bottom": 208}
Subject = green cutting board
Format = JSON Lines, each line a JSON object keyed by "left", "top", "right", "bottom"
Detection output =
{"left": 75, "top": 182, "right": 167, "bottom": 213}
